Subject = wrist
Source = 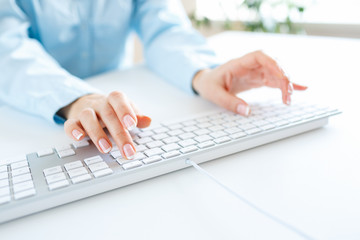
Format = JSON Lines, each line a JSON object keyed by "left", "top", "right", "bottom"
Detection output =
{"left": 192, "top": 68, "right": 212, "bottom": 94}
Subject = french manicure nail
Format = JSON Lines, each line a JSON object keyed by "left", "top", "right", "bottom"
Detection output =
{"left": 237, "top": 104, "right": 250, "bottom": 117}
{"left": 123, "top": 114, "right": 136, "bottom": 131}
{"left": 288, "top": 83, "right": 294, "bottom": 94}
{"left": 99, "top": 138, "right": 111, "bottom": 153}
{"left": 72, "top": 129, "right": 83, "bottom": 140}
{"left": 286, "top": 95, "right": 291, "bottom": 105}
{"left": 123, "top": 144, "right": 135, "bottom": 160}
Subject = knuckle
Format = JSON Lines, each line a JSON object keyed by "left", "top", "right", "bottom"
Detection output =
{"left": 79, "top": 107, "right": 95, "bottom": 119}
{"left": 108, "top": 91, "right": 125, "bottom": 101}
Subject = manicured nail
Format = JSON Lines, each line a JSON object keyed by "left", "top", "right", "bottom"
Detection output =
{"left": 99, "top": 138, "right": 111, "bottom": 153}
{"left": 288, "top": 83, "right": 294, "bottom": 94}
{"left": 72, "top": 129, "right": 83, "bottom": 140}
{"left": 237, "top": 104, "right": 250, "bottom": 116}
{"left": 123, "top": 144, "right": 135, "bottom": 160}
{"left": 286, "top": 95, "right": 291, "bottom": 105}
{"left": 123, "top": 115, "right": 136, "bottom": 131}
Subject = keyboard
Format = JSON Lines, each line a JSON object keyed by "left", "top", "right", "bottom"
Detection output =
{"left": 0, "top": 102, "right": 340, "bottom": 224}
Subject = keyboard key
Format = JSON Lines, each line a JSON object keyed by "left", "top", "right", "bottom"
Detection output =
{"left": 198, "top": 141, "right": 215, "bottom": 149}
{"left": 179, "top": 132, "right": 196, "bottom": 140}
{"left": 64, "top": 160, "right": 83, "bottom": 171}
{"left": 144, "top": 148, "right": 164, "bottom": 157}
{"left": 0, "top": 179, "right": 9, "bottom": 188}
{"left": 110, "top": 150, "right": 122, "bottom": 159}
{"left": 162, "top": 143, "right": 181, "bottom": 152}
{"left": 46, "top": 172, "right": 67, "bottom": 184}
{"left": 138, "top": 130, "right": 154, "bottom": 138}
{"left": 122, "top": 160, "right": 142, "bottom": 170}
{"left": 14, "top": 188, "right": 36, "bottom": 200}
{"left": 135, "top": 137, "right": 153, "bottom": 145}
{"left": 71, "top": 174, "right": 92, "bottom": 184}
{"left": 48, "top": 180, "right": 70, "bottom": 191}
{"left": 11, "top": 167, "right": 30, "bottom": 177}
{"left": 210, "top": 131, "right": 227, "bottom": 139}
{"left": 194, "top": 135, "right": 212, "bottom": 143}
{"left": 93, "top": 168, "right": 113, "bottom": 178}
{"left": 224, "top": 127, "right": 242, "bottom": 134}
{"left": 43, "top": 166, "right": 62, "bottom": 176}
{"left": 183, "top": 120, "right": 197, "bottom": 126}
{"left": 133, "top": 152, "right": 146, "bottom": 160}
{"left": 230, "top": 132, "right": 247, "bottom": 139}
{"left": 13, "top": 181, "right": 34, "bottom": 193}
{"left": 55, "top": 145, "right": 72, "bottom": 152}
{"left": 153, "top": 127, "right": 169, "bottom": 134}
{"left": 196, "top": 117, "right": 209, "bottom": 123}
{"left": 11, "top": 161, "right": 28, "bottom": 170}
{"left": 0, "top": 172, "right": 8, "bottom": 180}
{"left": 167, "top": 123, "right": 182, "bottom": 130}
{"left": 73, "top": 140, "right": 90, "bottom": 149}
{"left": 116, "top": 158, "right": 129, "bottom": 165}
{"left": 194, "top": 129, "right": 210, "bottom": 136}
{"left": 162, "top": 151, "right": 180, "bottom": 159}
{"left": 88, "top": 162, "right": 109, "bottom": 173}
{"left": 245, "top": 128, "right": 262, "bottom": 135}
{"left": 208, "top": 125, "right": 224, "bottom": 132}
{"left": 135, "top": 144, "right": 148, "bottom": 152}
{"left": 57, "top": 149, "right": 76, "bottom": 158}
{"left": 167, "top": 129, "right": 184, "bottom": 136}
{"left": 146, "top": 140, "right": 164, "bottom": 148}
{"left": 180, "top": 146, "right": 198, "bottom": 154}
{"left": 0, "top": 165, "right": 7, "bottom": 173}
{"left": 183, "top": 126, "right": 198, "bottom": 132}
{"left": 0, "top": 187, "right": 10, "bottom": 197}
{"left": 12, "top": 173, "right": 32, "bottom": 184}
{"left": 222, "top": 122, "right": 238, "bottom": 128}
{"left": 84, "top": 156, "right": 103, "bottom": 166}
{"left": 197, "top": 122, "right": 212, "bottom": 128}
{"left": 214, "top": 136, "right": 231, "bottom": 144}
{"left": 0, "top": 195, "right": 11, "bottom": 205}
{"left": 152, "top": 133, "right": 169, "bottom": 140}
{"left": 178, "top": 139, "right": 197, "bottom": 147}
{"left": 37, "top": 148, "right": 54, "bottom": 157}
{"left": 239, "top": 124, "right": 256, "bottom": 130}
{"left": 142, "top": 156, "right": 162, "bottom": 164}
{"left": 163, "top": 136, "right": 181, "bottom": 144}
{"left": 46, "top": 172, "right": 66, "bottom": 184}
{"left": 67, "top": 167, "right": 88, "bottom": 179}
{"left": 261, "top": 124, "right": 276, "bottom": 130}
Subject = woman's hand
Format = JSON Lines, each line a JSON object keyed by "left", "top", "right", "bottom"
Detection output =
{"left": 59, "top": 91, "right": 151, "bottom": 159}
{"left": 192, "top": 51, "right": 307, "bottom": 116}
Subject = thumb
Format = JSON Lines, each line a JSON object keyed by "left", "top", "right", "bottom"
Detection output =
{"left": 212, "top": 87, "right": 250, "bottom": 116}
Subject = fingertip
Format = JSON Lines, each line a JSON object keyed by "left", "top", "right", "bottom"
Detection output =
{"left": 236, "top": 103, "right": 251, "bottom": 117}
{"left": 293, "top": 83, "right": 308, "bottom": 91}
{"left": 72, "top": 129, "right": 84, "bottom": 141}
{"left": 136, "top": 115, "right": 152, "bottom": 128}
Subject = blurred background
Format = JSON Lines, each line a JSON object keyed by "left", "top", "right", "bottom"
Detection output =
{"left": 134, "top": 0, "right": 360, "bottom": 63}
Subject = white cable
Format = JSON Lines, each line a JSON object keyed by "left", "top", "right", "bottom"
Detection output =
{"left": 185, "top": 159, "right": 315, "bottom": 240}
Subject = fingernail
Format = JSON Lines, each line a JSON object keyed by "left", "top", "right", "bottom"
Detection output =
{"left": 72, "top": 129, "right": 83, "bottom": 140}
{"left": 288, "top": 83, "right": 294, "bottom": 94}
{"left": 237, "top": 104, "right": 250, "bottom": 117}
{"left": 123, "top": 144, "right": 135, "bottom": 160}
{"left": 99, "top": 138, "right": 111, "bottom": 153}
{"left": 123, "top": 115, "right": 136, "bottom": 131}
{"left": 286, "top": 95, "right": 291, "bottom": 105}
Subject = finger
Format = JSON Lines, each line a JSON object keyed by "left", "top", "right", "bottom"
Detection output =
{"left": 79, "top": 108, "right": 112, "bottom": 154}
{"left": 211, "top": 87, "right": 250, "bottom": 116}
{"left": 64, "top": 119, "right": 85, "bottom": 141}
{"left": 99, "top": 103, "right": 136, "bottom": 160}
{"left": 130, "top": 102, "right": 152, "bottom": 128}
{"left": 108, "top": 91, "right": 137, "bottom": 131}
{"left": 293, "top": 83, "right": 308, "bottom": 91}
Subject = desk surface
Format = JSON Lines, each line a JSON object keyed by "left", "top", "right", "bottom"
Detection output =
{"left": 1, "top": 32, "right": 359, "bottom": 240}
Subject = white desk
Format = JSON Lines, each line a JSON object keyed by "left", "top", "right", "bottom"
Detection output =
{"left": 0, "top": 32, "right": 359, "bottom": 240}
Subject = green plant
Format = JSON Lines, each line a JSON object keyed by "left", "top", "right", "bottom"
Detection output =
{"left": 190, "top": 0, "right": 306, "bottom": 34}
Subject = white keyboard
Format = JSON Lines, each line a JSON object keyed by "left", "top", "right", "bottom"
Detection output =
{"left": 0, "top": 102, "right": 340, "bottom": 223}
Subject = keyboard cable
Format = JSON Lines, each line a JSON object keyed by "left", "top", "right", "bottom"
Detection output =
{"left": 185, "top": 159, "right": 315, "bottom": 240}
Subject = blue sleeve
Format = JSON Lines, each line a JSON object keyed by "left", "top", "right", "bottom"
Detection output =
{"left": 133, "top": 0, "right": 221, "bottom": 95}
{"left": 0, "top": 0, "right": 100, "bottom": 124}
